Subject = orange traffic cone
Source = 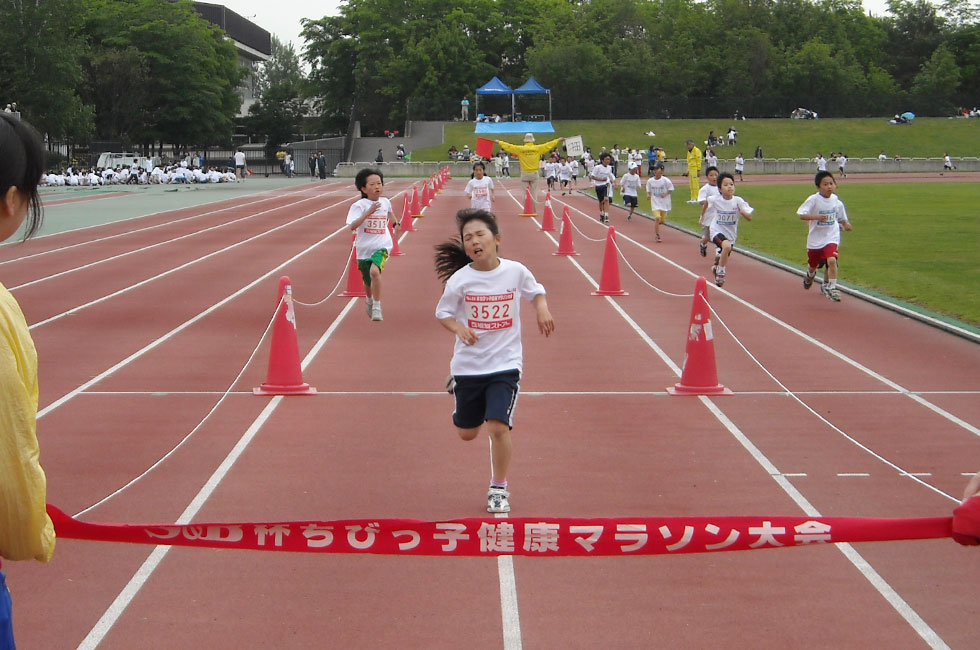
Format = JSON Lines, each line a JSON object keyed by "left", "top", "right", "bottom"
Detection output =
{"left": 400, "top": 192, "right": 416, "bottom": 231}
{"left": 421, "top": 181, "right": 430, "bottom": 208}
{"left": 539, "top": 195, "right": 556, "bottom": 232}
{"left": 554, "top": 208, "right": 579, "bottom": 256}
{"left": 591, "top": 227, "right": 628, "bottom": 296}
{"left": 340, "top": 234, "right": 367, "bottom": 297}
{"left": 411, "top": 184, "right": 422, "bottom": 217}
{"left": 668, "top": 277, "right": 731, "bottom": 395}
{"left": 520, "top": 185, "right": 536, "bottom": 217}
{"left": 388, "top": 221, "right": 404, "bottom": 256}
{"left": 254, "top": 276, "right": 316, "bottom": 396}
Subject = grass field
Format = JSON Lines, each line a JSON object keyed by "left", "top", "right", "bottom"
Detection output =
{"left": 415, "top": 117, "right": 980, "bottom": 162}
{"left": 624, "top": 181, "right": 978, "bottom": 327}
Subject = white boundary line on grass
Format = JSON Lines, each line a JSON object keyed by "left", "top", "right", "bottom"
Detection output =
{"left": 502, "top": 185, "right": 951, "bottom": 649}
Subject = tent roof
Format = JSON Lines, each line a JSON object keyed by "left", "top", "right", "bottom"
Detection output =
{"left": 476, "top": 76, "right": 514, "bottom": 95}
{"left": 514, "top": 77, "right": 549, "bottom": 94}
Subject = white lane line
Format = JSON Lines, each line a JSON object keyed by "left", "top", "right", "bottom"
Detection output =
{"left": 516, "top": 187, "right": 950, "bottom": 649}
{"left": 11, "top": 192, "right": 329, "bottom": 290}
{"left": 2, "top": 183, "right": 324, "bottom": 264}
{"left": 77, "top": 298, "right": 360, "bottom": 649}
{"left": 37, "top": 220, "right": 351, "bottom": 420}
{"left": 28, "top": 196, "right": 353, "bottom": 330}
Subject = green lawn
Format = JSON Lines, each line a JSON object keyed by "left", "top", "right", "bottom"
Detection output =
{"left": 630, "top": 182, "right": 979, "bottom": 327}
{"left": 415, "top": 117, "right": 980, "bottom": 162}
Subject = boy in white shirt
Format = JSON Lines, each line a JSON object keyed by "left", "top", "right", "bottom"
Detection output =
{"left": 346, "top": 168, "right": 400, "bottom": 321}
{"left": 644, "top": 162, "right": 674, "bottom": 243}
{"left": 798, "top": 171, "right": 852, "bottom": 302}
{"left": 558, "top": 157, "right": 572, "bottom": 195}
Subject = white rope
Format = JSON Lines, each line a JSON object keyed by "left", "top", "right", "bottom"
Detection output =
{"left": 294, "top": 244, "right": 354, "bottom": 307}
{"left": 73, "top": 297, "right": 283, "bottom": 517}
{"left": 701, "top": 295, "right": 958, "bottom": 504}
{"left": 562, "top": 205, "right": 606, "bottom": 242}
{"left": 611, "top": 237, "right": 695, "bottom": 298}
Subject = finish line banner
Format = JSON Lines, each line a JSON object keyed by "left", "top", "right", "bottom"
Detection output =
{"left": 47, "top": 506, "right": 960, "bottom": 557}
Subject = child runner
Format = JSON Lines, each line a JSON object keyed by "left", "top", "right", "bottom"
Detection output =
{"left": 434, "top": 209, "right": 555, "bottom": 513}
{"left": 836, "top": 152, "right": 848, "bottom": 178}
{"left": 697, "top": 166, "right": 720, "bottom": 256}
{"left": 0, "top": 112, "right": 56, "bottom": 649}
{"left": 705, "top": 172, "right": 754, "bottom": 287}
{"left": 734, "top": 152, "right": 745, "bottom": 182}
{"left": 942, "top": 152, "right": 955, "bottom": 174}
{"left": 798, "top": 171, "right": 852, "bottom": 302}
{"left": 645, "top": 162, "right": 674, "bottom": 242}
{"left": 619, "top": 162, "right": 642, "bottom": 222}
{"left": 345, "top": 168, "right": 399, "bottom": 321}
{"left": 570, "top": 156, "right": 579, "bottom": 188}
{"left": 558, "top": 157, "right": 572, "bottom": 195}
{"left": 545, "top": 155, "right": 558, "bottom": 193}
{"left": 590, "top": 152, "right": 616, "bottom": 223}
{"left": 464, "top": 161, "right": 495, "bottom": 210}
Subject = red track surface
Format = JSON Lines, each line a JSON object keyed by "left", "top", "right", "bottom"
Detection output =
{"left": 3, "top": 177, "right": 978, "bottom": 649}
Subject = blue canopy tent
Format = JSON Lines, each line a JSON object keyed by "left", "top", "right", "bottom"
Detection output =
{"left": 474, "top": 76, "right": 515, "bottom": 122}
{"left": 513, "top": 77, "right": 552, "bottom": 122}
{"left": 473, "top": 76, "right": 555, "bottom": 133}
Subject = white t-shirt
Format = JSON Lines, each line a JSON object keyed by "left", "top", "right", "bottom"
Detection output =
{"left": 645, "top": 175, "right": 674, "bottom": 211}
{"left": 435, "top": 258, "right": 545, "bottom": 376}
{"left": 558, "top": 162, "right": 571, "bottom": 181}
{"left": 234, "top": 151, "right": 246, "bottom": 166}
{"left": 697, "top": 182, "right": 721, "bottom": 226}
{"left": 815, "top": 156, "right": 827, "bottom": 171}
{"left": 346, "top": 197, "right": 394, "bottom": 259}
{"left": 797, "top": 192, "right": 849, "bottom": 250}
{"left": 735, "top": 155, "right": 744, "bottom": 171}
{"left": 705, "top": 153, "right": 718, "bottom": 168}
{"left": 837, "top": 155, "right": 847, "bottom": 168}
{"left": 545, "top": 161, "right": 558, "bottom": 179}
{"left": 464, "top": 176, "right": 495, "bottom": 210}
{"left": 619, "top": 172, "right": 641, "bottom": 197}
{"left": 591, "top": 163, "right": 615, "bottom": 189}
{"left": 708, "top": 195, "right": 754, "bottom": 243}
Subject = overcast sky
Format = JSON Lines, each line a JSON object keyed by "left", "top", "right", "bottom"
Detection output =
{"left": 217, "top": 0, "right": 899, "bottom": 56}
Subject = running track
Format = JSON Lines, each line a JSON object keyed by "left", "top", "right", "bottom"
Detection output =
{"left": 3, "top": 177, "right": 978, "bottom": 649}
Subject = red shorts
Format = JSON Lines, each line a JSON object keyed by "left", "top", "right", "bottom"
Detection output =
{"left": 807, "top": 243, "right": 839, "bottom": 268}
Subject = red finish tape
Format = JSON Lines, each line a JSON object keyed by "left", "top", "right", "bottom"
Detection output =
{"left": 47, "top": 505, "right": 954, "bottom": 557}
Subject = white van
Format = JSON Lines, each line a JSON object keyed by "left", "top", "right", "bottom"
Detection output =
{"left": 95, "top": 152, "right": 159, "bottom": 170}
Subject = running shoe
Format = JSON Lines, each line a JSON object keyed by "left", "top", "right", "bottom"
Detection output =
{"left": 715, "top": 267, "right": 726, "bottom": 287}
{"left": 828, "top": 287, "right": 841, "bottom": 302}
{"left": 803, "top": 272, "right": 815, "bottom": 290}
{"left": 445, "top": 375, "right": 456, "bottom": 395}
{"left": 627, "top": 213, "right": 632, "bottom": 222}
{"left": 487, "top": 487, "right": 511, "bottom": 513}
{"left": 365, "top": 298, "right": 374, "bottom": 317}
{"left": 371, "top": 303, "right": 383, "bottom": 321}
{"left": 699, "top": 242, "right": 707, "bottom": 257}
{"left": 656, "top": 234, "right": 662, "bottom": 243}
{"left": 820, "top": 283, "right": 830, "bottom": 297}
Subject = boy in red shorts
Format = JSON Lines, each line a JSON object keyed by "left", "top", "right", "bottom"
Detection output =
{"left": 798, "top": 171, "right": 852, "bottom": 302}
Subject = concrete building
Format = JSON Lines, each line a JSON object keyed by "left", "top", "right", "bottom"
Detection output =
{"left": 190, "top": 2, "right": 272, "bottom": 117}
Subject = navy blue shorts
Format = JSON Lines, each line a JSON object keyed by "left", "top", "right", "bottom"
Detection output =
{"left": 452, "top": 370, "right": 520, "bottom": 430}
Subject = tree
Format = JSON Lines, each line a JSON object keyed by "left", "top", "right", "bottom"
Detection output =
{"left": 248, "top": 81, "right": 307, "bottom": 159}
{"left": 0, "top": 0, "right": 93, "bottom": 141}
{"left": 81, "top": 0, "right": 243, "bottom": 151}
{"left": 910, "top": 43, "right": 962, "bottom": 114}
{"left": 254, "top": 36, "right": 304, "bottom": 97}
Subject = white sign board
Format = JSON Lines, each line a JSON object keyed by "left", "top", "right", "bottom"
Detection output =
{"left": 564, "top": 135, "right": 584, "bottom": 158}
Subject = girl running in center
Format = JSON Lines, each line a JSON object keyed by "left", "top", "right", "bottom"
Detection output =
{"left": 434, "top": 209, "right": 555, "bottom": 513}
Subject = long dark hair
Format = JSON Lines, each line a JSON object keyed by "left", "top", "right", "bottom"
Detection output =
{"left": 0, "top": 113, "right": 44, "bottom": 240}
{"left": 434, "top": 209, "right": 500, "bottom": 283}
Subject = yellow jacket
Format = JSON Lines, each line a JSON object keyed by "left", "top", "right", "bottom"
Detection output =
{"left": 498, "top": 138, "right": 562, "bottom": 174}
{"left": 0, "top": 283, "right": 55, "bottom": 563}
{"left": 686, "top": 146, "right": 702, "bottom": 173}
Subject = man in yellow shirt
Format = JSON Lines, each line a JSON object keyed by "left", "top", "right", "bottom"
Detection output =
{"left": 496, "top": 133, "right": 563, "bottom": 215}
{"left": 685, "top": 139, "right": 702, "bottom": 202}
